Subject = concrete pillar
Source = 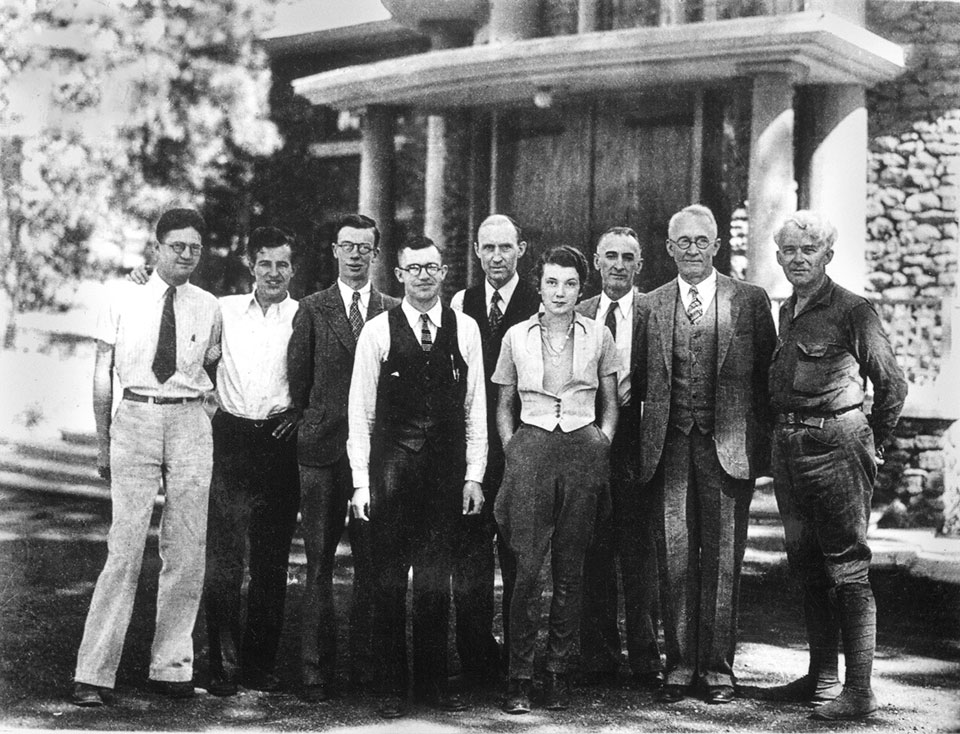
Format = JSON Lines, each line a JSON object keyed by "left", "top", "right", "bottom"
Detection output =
{"left": 744, "top": 68, "right": 800, "bottom": 298}
{"left": 578, "top": 0, "right": 599, "bottom": 33}
{"left": 359, "top": 105, "right": 395, "bottom": 293}
{"left": 424, "top": 114, "right": 447, "bottom": 247}
{"left": 804, "top": 84, "right": 868, "bottom": 294}
{"left": 490, "top": 0, "right": 540, "bottom": 42}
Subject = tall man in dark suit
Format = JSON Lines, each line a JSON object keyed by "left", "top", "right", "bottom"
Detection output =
{"left": 633, "top": 204, "right": 776, "bottom": 705}
{"left": 450, "top": 214, "right": 541, "bottom": 683}
{"left": 577, "top": 227, "right": 663, "bottom": 688}
{"left": 287, "top": 213, "right": 399, "bottom": 703}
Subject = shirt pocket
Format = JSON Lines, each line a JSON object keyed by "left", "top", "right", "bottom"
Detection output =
{"left": 792, "top": 341, "right": 851, "bottom": 395}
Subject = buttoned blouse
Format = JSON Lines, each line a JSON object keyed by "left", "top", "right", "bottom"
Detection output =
{"left": 492, "top": 312, "right": 618, "bottom": 432}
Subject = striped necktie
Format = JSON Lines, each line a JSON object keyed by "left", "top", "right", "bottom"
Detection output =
{"left": 687, "top": 285, "right": 703, "bottom": 325}
{"left": 420, "top": 313, "right": 433, "bottom": 352}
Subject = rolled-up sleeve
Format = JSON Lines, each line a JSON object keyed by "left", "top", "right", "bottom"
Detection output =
{"left": 458, "top": 313, "right": 488, "bottom": 483}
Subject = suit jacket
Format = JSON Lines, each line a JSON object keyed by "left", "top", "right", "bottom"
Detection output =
{"left": 287, "top": 284, "right": 400, "bottom": 467}
{"left": 632, "top": 273, "right": 776, "bottom": 484}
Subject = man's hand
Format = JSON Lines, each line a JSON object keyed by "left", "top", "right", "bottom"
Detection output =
{"left": 350, "top": 486, "right": 370, "bottom": 521}
{"left": 462, "top": 480, "right": 484, "bottom": 515}
{"left": 272, "top": 408, "right": 301, "bottom": 441}
{"left": 97, "top": 442, "right": 111, "bottom": 482}
{"left": 128, "top": 265, "right": 151, "bottom": 285}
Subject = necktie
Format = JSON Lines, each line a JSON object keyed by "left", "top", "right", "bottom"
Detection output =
{"left": 604, "top": 301, "right": 618, "bottom": 341}
{"left": 152, "top": 286, "right": 177, "bottom": 384}
{"left": 687, "top": 285, "right": 703, "bottom": 325}
{"left": 349, "top": 290, "right": 364, "bottom": 340}
{"left": 420, "top": 313, "right": 433, "bottom": 352}
{"left": 489, "top": 290, "right": 503, "bottom": 335}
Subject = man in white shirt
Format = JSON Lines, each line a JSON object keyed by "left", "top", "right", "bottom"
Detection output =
{"left": 73, "top": 208, "right": 221, "bottom": 707}
{"left": 576, "top": 227, "right": 664, "bottom": 689}
{"left": 203, "top": 227, "right": 301, "bottom": 697}
{"left": 348, "top": 235, "right": 486, "bottom": 719}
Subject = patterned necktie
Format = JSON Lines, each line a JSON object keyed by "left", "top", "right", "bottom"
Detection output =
{"left": 604, "top": 301, "right": 618, "bottom": 341}
{"left": 489, "top": 290, "right": 503, "bottom": 335}
{"left": 420, "top": 313, "right": 433, "bottom": 352}
{"left": 152, "top": 286, "right": 177, "bottom": 384}
{"left": 687, "top": 285, "right": 703, "bottom": 325}
{"left": 349, "top": 290, "right": 364, "bottom": 340}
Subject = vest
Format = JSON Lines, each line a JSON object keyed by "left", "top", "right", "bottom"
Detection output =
{"left": 670, "top": 292, "right": 718, "bottom": 435}
{"left": 374, "top": 305, "right": 468, "bottom": 453}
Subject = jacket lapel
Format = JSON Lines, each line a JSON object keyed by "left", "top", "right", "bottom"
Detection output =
{"left": 715, "top": 274, "right": 739, "bottom": 372}
{"left": 655, "top": 281, "right": 678, "bottom": 377}
{"left": 322, "top": 286, "right": 356, "bottom": 353}
{"left": 368, "top": 289, "right": 389, "bottom": 320}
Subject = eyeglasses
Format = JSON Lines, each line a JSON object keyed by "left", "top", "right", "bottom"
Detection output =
{"left": 166, "top": 241, "right": 203, "bottom": 256}
{"left": 397, "top": 263, "right": 443, "bottom": 277}
{"left": 668, "top": 236, "right": 715, "bottom": 251}
{"left": 335, "top": 241, "right": 375, "bottom": 255}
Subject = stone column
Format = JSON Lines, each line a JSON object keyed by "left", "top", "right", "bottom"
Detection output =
{"left": 744, "top": 66, "right": 802, "bottom": 298}
{"left": 804, "top": 84, "right": 868, "bottom": 294}
{"left": 490, "top": 0, "right": 540, "bottom": 41}
{"left": 359, "top": 105, "right": 395, "bottom": 293}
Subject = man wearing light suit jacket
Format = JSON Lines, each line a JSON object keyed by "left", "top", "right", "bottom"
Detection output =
{"left": 287, "top": 213, "right": 400, "bottom": 703}
{"left": 576, "top": 227, "right": 663, "bottom": 690}
{"left": 633, "top": 205, "right": 776, "bottom": 705}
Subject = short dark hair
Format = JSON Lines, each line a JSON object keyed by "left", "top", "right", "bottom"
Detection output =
{"left": 537, "top": 245, "right": 588, "bottom": 286}
{"left": 334, "top": 213, "right": 379, "bottom": 247}
{"left": 397, "top": 234, "right": 440, "bottom": 261}
{"left": 246, "top": 227, "right": 293, "bottom": 263}
{"left": 156, "top": 208, "right": 206, "bottom": 243}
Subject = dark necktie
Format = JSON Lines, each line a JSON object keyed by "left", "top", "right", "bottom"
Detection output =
{"left": 489, "top": 290, "right": 503, "bottom": 335}
{"left": 349, "top": 290, "right": 364, "bottom": 340}
{"left": 604, "top": 301, "right": 618, "bottom": 341}
{"left": 687, "top": 285, "right": 703, "bottom": 325}
{"left": 152, "top": 286, "right": 177, "bottom": 384}
{"left": 420, "top": 313, "right": 433, "bottom": 352}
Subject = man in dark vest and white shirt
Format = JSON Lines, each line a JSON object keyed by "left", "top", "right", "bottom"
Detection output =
{"left": 348, "top": 235, "right": 487, "bottom": 718}
{"left": 450, "top": 214, "right": 540, "bottom": 684}
{"left": 633, "top": 204, "right": 776, "bottom": 705}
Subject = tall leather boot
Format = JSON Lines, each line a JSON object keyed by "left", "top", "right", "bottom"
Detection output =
{"left": 763, "top": 584, "right": 841, "bottom": 703}
{"left": 812, "top": 582, "right": 878, "bottom": 720}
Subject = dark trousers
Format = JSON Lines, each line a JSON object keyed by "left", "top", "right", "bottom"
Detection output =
{"left": 581, "top": 407, "right": 662, "bottom": 676}
{"left": 299, "top": 455, "right": 375, "bottom": 687}
{"left": 654, "top": 427, "right": 752, "bottom": 689}
{"left": 204, "top": 410, "right": 300, "bottom": 684}
{"left": 370, "top": 438, "right": 463, "bottom": 695}
{"left": 495, "top": 424, "right": 609, "bottom": 680}
{"left": 771, "top": 410, "right": 877, "bottom": 591}
{"left": 452, "top": 442, "right": 509, "bottom": 678}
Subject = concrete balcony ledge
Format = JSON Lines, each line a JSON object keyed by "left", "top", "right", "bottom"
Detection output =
{"left": 292, "top": 11, "right": 904, "bottom": 110}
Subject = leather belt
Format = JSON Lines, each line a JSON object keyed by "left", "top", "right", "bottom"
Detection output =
{"left": 775, "top": 404, "right": 862, "bottom": 429}
{"left": 123, "top": 389, "right": 201, "bottom": 405}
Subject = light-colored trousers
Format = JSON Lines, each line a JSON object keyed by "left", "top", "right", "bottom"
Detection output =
{"left": 75, "top": 399, "right": 212, "bottom": 688}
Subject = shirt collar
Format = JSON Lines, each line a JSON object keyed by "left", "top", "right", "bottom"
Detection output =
{"left": 338, "top": 278, "right": 371, "bottom": 302}
{"left": 598, "top": 288, "right": 634, "bottom": 318}
{"left": 678, "top": 268, "right": 717, "bottom": 303}
{"left": 786, "top": 276, "right": 835, "bottom": 317}
{"left": 485, "top": 272, "right": 519, "bottom": 309}
{"left": 401, "top": 297, "right": 443, "bottom": 329}
{"left": 526, "top": 310, "right": 590, "bottom": 333}
{"left": 148, "top": 271, "right": 183, "bottom": 298}
{"left": 246, "top": 290, "right": 292, "bottom": 315}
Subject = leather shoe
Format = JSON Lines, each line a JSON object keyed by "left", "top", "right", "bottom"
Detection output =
{"left": 206, "top": 677, "right": 239, "bottom": 697}
{"left": 299, "top": 682, "right": 331, "bottom": 703}
{"left": 810, "top": 688, "right": 878, "bottom": 720}
{"left": 71, "top": 682, "right": 105, "bottom": 707}
{"left": 243, "top": 672, "right": 281, "bottom": 692}
{"left": 657, "top": 683, "right": 686, "bottom": 703}
{"left": 542, "top": 672, "right": 571, "bottom": 711}
{"left": 706, "top": 685, "right": 735, "bottom": 704}
{"left": 148, "top": 679, "right": 195, "bottom": 698}
{"left": 632, "top": 671, "right": 665, "bottom": 690}
{"left": 378, "top": 694, "right": 407, "bottom": 719}
{"left": 503, "top": 678, "right": 532, "bottom": 715}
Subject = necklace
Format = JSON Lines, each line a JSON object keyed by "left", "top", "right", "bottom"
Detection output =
{"left": 541, "top": 320, "right": 574, "bottom": 360}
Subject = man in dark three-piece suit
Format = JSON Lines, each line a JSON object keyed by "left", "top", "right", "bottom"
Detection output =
{"left": 577, "top": 227, "right": 663, "bottom": 689}
{"left": 633, "top": 204, "right": 776, "bottom": 705}
{"left": 287, "top": 213, "right": 399, "bottom": 703}
{"left": 450, "top": 214, "right": 540, "bottom": 684}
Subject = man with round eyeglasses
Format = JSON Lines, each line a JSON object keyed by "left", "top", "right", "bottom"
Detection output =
{"left": 287, "top": 213, "right": 399, "bottom": 702}
{"left": 72, "top": 208, "right": 222, "bottom": 706}
{"left": 347, "top": 235, "right": 486, "bottom": 718}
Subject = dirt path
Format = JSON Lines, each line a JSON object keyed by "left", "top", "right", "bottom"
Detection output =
{"left": 0, "top": 485, "right": 958, "bottom": 732}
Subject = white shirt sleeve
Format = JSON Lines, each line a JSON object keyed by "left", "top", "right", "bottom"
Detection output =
{"left": 450, "top": 289, "right": 466, "bottom": 313}
{"left": 458, "top": 312, "right": 488, "bottom": 484}
{"left": 346, "top": 312, "right": 390, "bottom": 489}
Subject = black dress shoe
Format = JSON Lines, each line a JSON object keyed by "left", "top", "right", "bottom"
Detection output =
{"left": 543, "top": 672, "right": 571, "bottom": 711}
{"left": 71, "top": 682, "right": 105, "bottom": 707}
{"left": 206, "top": 677, "right": 239, "bottom": 697}
{"left": 503, "top": 678, "right": 532, "bottom": 715}
{"left": 148, "top": 679, "right": 195, "bottom": 698}
{"left": 378, "top": 694, "right": 407, "bottom": 719}
{"left": 657, "top": 683, "right": 686, "bottom": 703}
{"left": 632, "top": 671, "right": 665, "bottom": 690}
{"left": 706, "top": 685, "right": 735, "bottom": 704}
{"left": 243, "top": 672, "right": 281, "bottom": 692}
{"left": 299, "top": 682, "right": 331, "bottom": 703}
